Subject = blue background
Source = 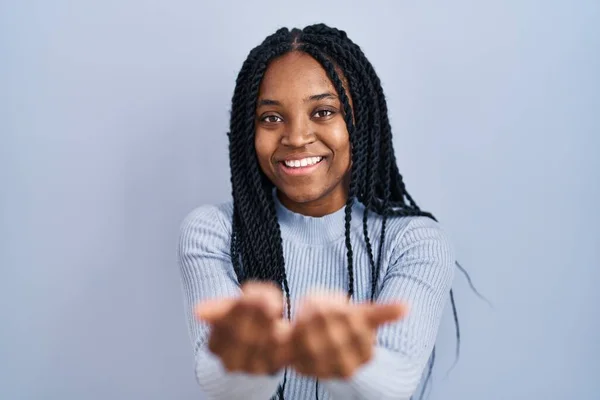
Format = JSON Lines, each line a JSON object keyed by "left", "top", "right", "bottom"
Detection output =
{"left": 1, "top": 1, "right": 598, "bottom": 399}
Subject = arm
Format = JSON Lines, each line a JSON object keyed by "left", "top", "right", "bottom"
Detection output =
{"left": 322, "top": 217, "right": 455, "bottom": 400}
{"left": 178, "top": 205, "right": 283, "bottom": 400}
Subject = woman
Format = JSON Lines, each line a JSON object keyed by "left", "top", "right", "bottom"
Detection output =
{"left": 178, "top": 24, "right": 458, "bottom": 400}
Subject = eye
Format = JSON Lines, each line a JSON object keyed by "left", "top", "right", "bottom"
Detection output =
{"left": 313, "top": 109, "right": 335, "bottom": 119}
{"left": 261, "top": 115, "right": 283, "bottom": 123}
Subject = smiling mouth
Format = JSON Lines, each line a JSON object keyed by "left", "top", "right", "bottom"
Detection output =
{"left": 278, "top": 156, "right": 325, "bottom": 176}
{"left": 282, "top": 156, "right": 323, "bottom": 168}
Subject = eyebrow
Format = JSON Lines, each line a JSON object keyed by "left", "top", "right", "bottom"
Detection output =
{"left": 306, "top": 92, "right": 338, "bottom": 102}
{"left": 257, "top": 99, "right": 282, "bottom": 107}
{"left": 257, "top": 92, "right": 338, "bottom": 107}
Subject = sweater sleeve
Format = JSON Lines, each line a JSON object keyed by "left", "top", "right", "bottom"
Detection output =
{"left": 177, "top": 204, "right": 283, "bottom": 400}
{"left": 322, "top": 217, "right": 455, "bottom": 400}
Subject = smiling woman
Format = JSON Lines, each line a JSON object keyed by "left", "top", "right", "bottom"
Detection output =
{"left": 255, "top": 52, "right": 352, "bottom": 216}
{"left": 178, "top": 24, "right": 459, "bottom": 400}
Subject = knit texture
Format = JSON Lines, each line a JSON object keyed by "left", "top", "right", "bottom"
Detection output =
{"left": 178, "top": 194, "right": 455, "bottom": 400}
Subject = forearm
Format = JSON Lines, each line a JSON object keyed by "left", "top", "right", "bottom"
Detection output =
{"left": 195, "top": 347, "right": 283, "bottom": 400}
{"left": 322, "top": 346, "right": 424, "bottom": 400}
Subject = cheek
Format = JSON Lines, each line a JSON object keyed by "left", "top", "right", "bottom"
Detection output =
{"left": 254, "top": 130, "right": 276, "bottom": 171}
{"left": 328, "top": 126, "right": 351, "bottom": 169}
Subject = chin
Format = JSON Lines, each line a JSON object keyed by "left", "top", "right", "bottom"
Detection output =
{"left": 278, "top": 185, "right": 326, "bottom": 204}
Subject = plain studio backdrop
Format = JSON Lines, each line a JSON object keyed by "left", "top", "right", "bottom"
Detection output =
{"left": 1, "top": 1, "right": 598, "bottom": 399}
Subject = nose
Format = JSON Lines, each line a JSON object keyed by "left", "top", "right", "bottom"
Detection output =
{"left": 281, "top": 118, "right": 315, "bottom": 148}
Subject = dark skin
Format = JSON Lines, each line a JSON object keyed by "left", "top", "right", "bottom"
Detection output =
{"left": 196, "top": 52, "right": 406, "bottom": 379}
{"left": 255, "top": 51, "right": 351, "bottom": 218}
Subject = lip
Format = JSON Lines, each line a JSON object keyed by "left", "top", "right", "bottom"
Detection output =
{"left": 276, "top": 153, "right": 327, "bottom": 162}
{"left": 277, "top": 157, "right": 326, "bottom": 177}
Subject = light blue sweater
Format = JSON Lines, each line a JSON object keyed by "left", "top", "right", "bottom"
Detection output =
{"left": 178, "top": 194, "right": 455, "bottom": 400}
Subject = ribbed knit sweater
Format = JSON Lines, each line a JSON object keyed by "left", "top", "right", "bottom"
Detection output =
{"left": 178, "top": 194, "right": 455, "bottom": 400}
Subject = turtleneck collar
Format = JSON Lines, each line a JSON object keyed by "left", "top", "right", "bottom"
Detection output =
{"left": 273, "top": 190, "right": 365, "bottom": 245}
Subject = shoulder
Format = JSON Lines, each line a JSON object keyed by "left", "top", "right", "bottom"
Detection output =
{"left": 179, "top": 201, "right": 234, "bottom": 246}
{"left": 384, "top": 214, "right": 455, "bottom": 267}
{"left": 387, "top": 215, "right": 451, "bottom": 243}
{"left": 180, "top": 201, "right": 233, "bottom": 232}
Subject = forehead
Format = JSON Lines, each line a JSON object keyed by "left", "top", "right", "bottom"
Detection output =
{"left": 259, "top": 51, "right": 334, "bottom": 98}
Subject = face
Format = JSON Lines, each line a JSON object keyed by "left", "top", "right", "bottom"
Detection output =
{"left": 254, "top": 51, "right": 352, "bottom": 217}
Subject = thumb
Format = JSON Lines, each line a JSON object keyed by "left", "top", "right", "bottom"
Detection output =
{"left": 194, "top": 298, "right": 236, "bottom": 323}
{"left": 362, "top": 303, "right": 408, "bottom": 328}
{"left": 242, "top": 281, "right": 284, "bottom": 318}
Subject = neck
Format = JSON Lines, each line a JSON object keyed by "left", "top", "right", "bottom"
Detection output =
{"left": 277, "top": 191, "right": 347, "bottom": 217}
{"left": 273, "top": 190, "right": 363, "bottom": 245}
{"left": 276, "top": 175, "right": 351, "bottom": 217}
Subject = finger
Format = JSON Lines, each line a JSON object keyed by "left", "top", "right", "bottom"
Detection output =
{"left": 362, "top": 303, "right": 408, "bottom": 327}
{"left": 272, "top": 342, "right": 294, "bottom": 372}
{"left": 242, "top": 320, "right": 292, "bottom": 374}
{"left": 220, "top": 344, "right": 246, "bottom": 372}
{"left": 291, "top": 320, "right": 330, "bottom": 377}
{"left": 293, "top": 356, "right": 312, "bottom": 377}
{"left": 233, "top": 302, "right": 265, "bottom": 344}
{"left": 242, "top": 337, "right": 271, "bottom": 374}
{"left": 207, "top": 323, "right": 233, "bottom": 357}
{"left": 195, "top": 298, "right": 237, "bottom": 323}
{"left": 242, "top": 282, "right": 284, "bottom": 319}
{"left": 197, "top": 284, "right": 283, "bottom": 324}
{"left": 246, "top": 352, "right": 272, "bottom": 375}
{"left": 354, "top": 328, "right": 375, "bottom": 366}
{"left": 346, "top": 312, "right": 376, "bottom": 363}
{"left": 293, "top": 346, "right": 324, "bottom": 378}
{"left": 336, "top": 349, "right": 360, "bottom": 379}
{"left": 270, "top": 321, "right": 294, "bottom": 368}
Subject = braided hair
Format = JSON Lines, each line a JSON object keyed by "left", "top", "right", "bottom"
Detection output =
{"left": 227, "top": 23, "right": 476, "bottom": 400}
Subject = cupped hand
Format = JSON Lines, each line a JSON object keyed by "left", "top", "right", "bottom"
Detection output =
{"left": 290, "top": 292, "right": 407, "bottom": 379}
{"left": 195, "top": 281, "right": 293, "bottom": 375}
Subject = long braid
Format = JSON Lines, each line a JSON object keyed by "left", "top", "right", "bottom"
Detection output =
{"left": 228, "top": 23, "right": 480, "bottom": 400}
{"left": 228, "top": 33, "right": 294, "bottom": 399}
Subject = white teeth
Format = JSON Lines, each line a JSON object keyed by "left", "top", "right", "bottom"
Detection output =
{"left": 284, "top": 156, "right": 323, "bottom": 168}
